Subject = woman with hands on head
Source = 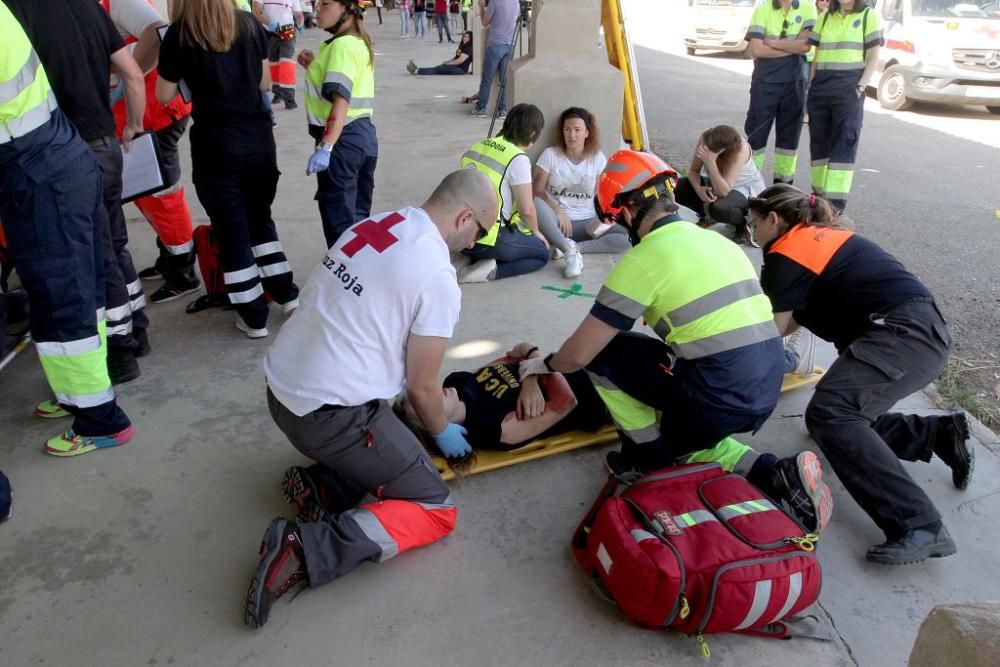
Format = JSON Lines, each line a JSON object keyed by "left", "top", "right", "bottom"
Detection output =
{"left": 672, "top": 125, "right": 765, "bottom": 238}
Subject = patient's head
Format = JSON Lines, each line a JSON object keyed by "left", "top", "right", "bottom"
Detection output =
{"left": 699, "top": 124, "right": 743, "bottom": 172}
{"left": 393, "top": 384, "right": 477, "bottom": 476}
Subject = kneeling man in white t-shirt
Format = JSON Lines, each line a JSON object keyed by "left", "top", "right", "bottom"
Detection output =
{"left": 243, "top": 169, "right": 498, "bottom": 629}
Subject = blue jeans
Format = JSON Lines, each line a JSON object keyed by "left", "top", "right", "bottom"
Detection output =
{"left": 463, "top": 226, "right": 547, "bottom": 279}
{"left": 400, "top": 9, "right": 409, "bottom": 35}
{"left": 414, "top": 11, "right": 426, "bottom": 37}
{"left": 418, "top": 64, "right": 466, "bottom": 75}
{"left": 474, "top": 42, "right": 512, "bottom": 114}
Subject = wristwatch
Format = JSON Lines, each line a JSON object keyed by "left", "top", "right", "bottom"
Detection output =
{"left": 855, "top": 84, "right": 866, "bottom": 94}
{"left": 319, "top": 142, "right": 334, "bottom": 153}
{"left": 542, "top": 353, "right": 556, "bottom": 372}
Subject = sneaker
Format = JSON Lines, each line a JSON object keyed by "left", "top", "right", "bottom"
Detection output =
{"left": 108, "top": 346, "right": 141, "bottom": 385}
{"left": 772, "top": 451, "right": 833, "bottom": 534}
{"left": 550, "top": 247, "right": 565, "bottom": 261}
{"left": 243, "top": 517, "right": 307, "bottom": 629}
{"left": 138, "top": 265, "right": 162, "bottom": 281}
{"left": 279, "top": 298, "right": 299, "bottom": 316}
{"left": 406, "top": 60, "right": 417, "bottom": 75}
{"left": 35, "top": 399, "right": 70, "bottom": 419}
{"left": 271, "top": 94, "right": 282, "bottom": 104}
{"left": 563, "top": 246, "right": 584, "bottom": 279}
{"left": 149, "top": 280, "right": 201, "bottom": 305}
{"left": 236, "top": 316, "right": 269, "bottom": 339}
{"left": 133, "top": 327, "right": 152, "bottom": 358}
{"left": 865, "top": 524, "right": 957, "bottom": 565}
{"left": 497, "top": 110, "right": 507, "bottom": 119}
{"left": 457, "top": 258, "right": 497, "bottom": 283}
{"left": 44, "top": 425, "right": 135, "bottom": 457}
{"left": 934, "top": 411, "right": 974, "bottom": 490}
{"left": 284, "top": 100, "right": 298, "bottom": 110}
{"left": 783, "top": 329, "right": 817, "bottom": 376}
{"left": 282, "top": 466, "right": 327, "bottom": 523}
{"left": 467, "top": 108, "right": 487, "bottom": 118}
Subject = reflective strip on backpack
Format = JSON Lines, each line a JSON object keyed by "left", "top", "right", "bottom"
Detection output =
{"left": 769, "top": 571, "right": 803, "bottom": 624}
{"left": 734, "top": 579, "right": 773, "bottom": 630}
{"left": 717, "top": 498, "right": 778, "bottom": 520}
{"left": 676, "top": 510, "right": 719, "bottom": 527}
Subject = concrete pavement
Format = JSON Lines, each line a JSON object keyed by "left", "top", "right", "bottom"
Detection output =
{"left": 1, "top": 12, "right": 999, "bottom": 666}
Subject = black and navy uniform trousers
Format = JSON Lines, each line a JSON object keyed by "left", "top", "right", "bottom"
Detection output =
{"left": 745, "top": 77, "right": 807, "bottom": 185}
{"left": 267, "top": 390, "right": 458, "bottom": 587}
{"left": 0, "top": 111, "right": 130, "bottom": 436}
{"left": 189, "top": 119, "right": 298, "bottom": 329}
{"left": 314, "top": 119, "right": 378, "bottom": 248}
{"left": 88, "top": 135, "right": 148, "bottom": 352}
{"left": 805, "top": 299, "right": 954, "bottom": 540}
{"left": 806, "top": 84, "right": 865, "bottom": 212}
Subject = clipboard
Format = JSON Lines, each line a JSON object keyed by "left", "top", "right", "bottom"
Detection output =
{"left": 120, "top": 132, "right": 169, "bottom": 203}
{"left": 156, "top": 25, "right": 193, "bottom": 103}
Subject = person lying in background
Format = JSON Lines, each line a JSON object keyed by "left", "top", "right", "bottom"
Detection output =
{"left": 406, "top": 30, "right": 472, "bottom": 75}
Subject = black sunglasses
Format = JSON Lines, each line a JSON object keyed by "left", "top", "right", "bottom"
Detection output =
{"left": 474, "top": 218, "right": 490, "bottom": 241}
{"left": 779, "top": 19, "right": 789, "bottom": 39}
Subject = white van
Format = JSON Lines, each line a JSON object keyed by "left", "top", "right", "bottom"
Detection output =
{"left": 684, "top": 0, "right": 758, "bottom": 57}
{"left": 871, "top": 0, "right": 1000, "bottom": 113}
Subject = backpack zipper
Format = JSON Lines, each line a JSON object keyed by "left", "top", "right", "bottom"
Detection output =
{"left": 623, "top": 497, "right": 688, "bottom": 626}
{"left": 697, "top": 474, "right": 804, "bottom": 550}
{"left": 629, "top": 462, "right": 721, "bottom": 488}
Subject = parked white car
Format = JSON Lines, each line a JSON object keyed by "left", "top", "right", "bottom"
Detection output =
{"left": 684, "top": 0, "right": 758, "bottom": 57}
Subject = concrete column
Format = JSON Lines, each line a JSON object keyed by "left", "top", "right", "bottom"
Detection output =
{"left": 509, "top": 0, "right": 625, "bottom": 162}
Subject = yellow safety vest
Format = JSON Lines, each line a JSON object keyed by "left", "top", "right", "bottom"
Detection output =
{"left": 460, "top": 135, "right": 529, "bottom": 247}
{"left": 305, "top": 34, "right": 375, "bottom": 129}
{"left": 0, "top": 3, "right": 58, "bottom": 144}
{"left": 598, "top": 220, "right": 778, "bottom": 360}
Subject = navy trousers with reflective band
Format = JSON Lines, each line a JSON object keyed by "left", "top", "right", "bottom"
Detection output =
{"left": 267, "top": 390, "right": 456, "bottom": 587}
{"left": 586, "top": 331, "right": 778, "bottom": 471}
{"left": 806, "top": 300, "right": 952, "bottom": 539}
{"left": 90, "top": 138, "right": 147, "bottom": 351}
{"left": 745, "top": 79, "right": 806, "bottom": 183}
{"left": 190, "top": 123, "right": 298, "bottom": 329}
{"left": 807, "top": 89, "right": 865, "bottom": 211}
{"left": 0, "top": 144, "right": 130, "bottom": 436}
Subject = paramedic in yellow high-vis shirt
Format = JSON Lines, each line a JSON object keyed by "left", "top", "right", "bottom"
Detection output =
{"left": 299, "top": 0, "right": 378, "bottom": 248}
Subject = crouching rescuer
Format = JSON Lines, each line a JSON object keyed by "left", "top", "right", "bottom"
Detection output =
{"left": 519, "top": 150, "right": 833, "bottom": 535}
{"left": 242, "top": 168, "right": 499, "bottom": 628}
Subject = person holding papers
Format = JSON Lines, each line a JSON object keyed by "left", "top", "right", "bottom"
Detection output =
{"left": 157, "top": 0, "right": 299, "bottom": 339}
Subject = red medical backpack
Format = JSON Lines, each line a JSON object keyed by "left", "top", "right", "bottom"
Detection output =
{"left": 572, "top": 463, "right": 822, "bottom": 655}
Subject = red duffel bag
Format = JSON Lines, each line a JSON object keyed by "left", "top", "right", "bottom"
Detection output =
{"left": 572, "top": 462, "right": 822, "bottom": 656}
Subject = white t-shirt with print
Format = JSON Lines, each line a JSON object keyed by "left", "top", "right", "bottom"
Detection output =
{"left": 500, "top": 152, "right": 532, "bottom": 223}
{"left": 536, "top": 147, "right": 607, "bottom": 221}
{"left": 264, "top": 207, "right": 462, "bottom": 416}
{"left": 257, "top": 0, "right": 299, "bottom": 26}
{"left": 107, "top": 0, "right": 163, "bottom": 39}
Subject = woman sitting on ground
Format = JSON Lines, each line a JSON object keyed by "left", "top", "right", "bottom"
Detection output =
{"left": 673, "top": 124, "right": 765, "bottom": 237}
{"left": 406, "top": 30, "right": 472, "bottom": 75}
{"left": 396, "top": 342, "right": 609, "bottom": 472}
{"left": 532, "top": 107, "right": 629, "bottom": 279}
{"left": 457, "top": 104, "right": 550, "bottom": 283}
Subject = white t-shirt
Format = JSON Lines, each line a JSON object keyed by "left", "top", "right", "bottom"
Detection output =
{"left": 500, "top": 153, "right": 532, "bottom": 223}
{"left": 264, "top": 207, "right": 462, "bottom": 416}
{"left": 107, "top": 0, "right": 163, "bottom": 39}
{"left": 536, "top": 147, "right": 607, "bottom": 221}
{"left": 257, "top": 0, "right": 299, "bottom": 25}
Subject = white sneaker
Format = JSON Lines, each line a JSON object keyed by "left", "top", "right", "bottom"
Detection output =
{"left": 451, "top": 253, "right": 472, "bottom": 272}
{"left": 550, "top": 247, "right": 565, "bottom": 261}
{"left": 457, "top": 258, "right": 497, "bottom": 284}
{"left": 236, "top": 315, "right": 269, "bottom": 339}
{"left": 563, "top": 247, "right": 583, "bottom": 279}
{"left": 784, "top": 329, "right": 817, "bottom": 376}
{"left": 280, "top": 298, "right": 299, "bottom": 316}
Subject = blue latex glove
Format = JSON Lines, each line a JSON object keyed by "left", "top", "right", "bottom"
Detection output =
{"left": 432, "top": 423, "right": 473, "bottom": 459}
{"left": 297, "top": 24, "right": 304, "bottom": 35}
{"left": 306, "top": 148, "right": 331, "bottom": 175}
{"left": 266, "top": 20, "right": 279, "bottom": 32}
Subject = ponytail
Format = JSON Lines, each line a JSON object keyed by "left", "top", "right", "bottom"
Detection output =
{"left": 748, "top": 184, "right": 853, "bottom": 235}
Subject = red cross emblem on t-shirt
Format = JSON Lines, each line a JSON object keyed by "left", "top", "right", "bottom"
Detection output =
{"left": 341, "top": 212, "right": 406, "bottom": 258}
